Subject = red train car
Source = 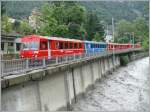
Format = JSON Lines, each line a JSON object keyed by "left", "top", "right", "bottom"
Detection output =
{"left": 107, "top": 43, "right": 133, "bottom": 51}
{"left": 20, "top": 35, "right": 84, "bottom": 58}
{"left": 134, "top": 43, "right": 141, "bottom": 48}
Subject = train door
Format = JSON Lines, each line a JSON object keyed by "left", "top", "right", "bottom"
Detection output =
{"left": 39, "top": 40, "right": 48, "bottom": 57}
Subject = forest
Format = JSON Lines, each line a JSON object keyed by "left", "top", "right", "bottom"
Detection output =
{"left": 1, "top": 1, "right": 149, "bottom": 50}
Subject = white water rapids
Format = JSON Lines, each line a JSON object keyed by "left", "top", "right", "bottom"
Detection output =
{"left": 73, "top": 57, "right": 150, "bottom": 111}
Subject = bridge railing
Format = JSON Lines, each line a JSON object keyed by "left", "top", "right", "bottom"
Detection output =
{"left": 1, "top": 48, "right": 142, "bottom": 77}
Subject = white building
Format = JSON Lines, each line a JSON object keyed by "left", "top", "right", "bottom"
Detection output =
{"left": 105, "top": 34, "right": 113, "bottom": 43}
{"left": 28, "top": 8, "right": 41, "bottom": 31}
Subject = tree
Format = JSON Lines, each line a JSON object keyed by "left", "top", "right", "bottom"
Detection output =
{"left": 1, "top": 16, "right": 13, "bottom": 33}
{"left": 116, "top": 19, "right": 134, "bottom": 37}
{"left": 133, "top": 17, "right": 148, "bottom": 40}
{"left": 85, "top": 12, "right": 105, "bottom": 41}
{"left": 54, "top": 25, "right": 69, "bottom": 37}
{"left": 115, "top": 19, "right": 134, "bottom": 43}
{"left": 116, "top": 17, "right": 148, "bottom": 50}
{"left": 93, "top": 32, "right": 104, "bottom": 41}
{"left": 133, "top": 17, "right": 148, "bottom": 50}
{"left": 37, "top": 2, "right": 87, "bottom": 38}
{"left": 37, "top": 3, "right": 58, "bottom": 36}
{"left": 1, "top": 2, "right": 6, "bottom": 16}
{"left": 67, "top": 4, "right": 86, "bottom": 25}
{"left": 17, "top": 19, "right": 33, "bottom": 35}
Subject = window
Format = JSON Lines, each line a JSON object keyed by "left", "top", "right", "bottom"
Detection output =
{"left": 59, "top": 42, "right": 63, "bottom": 49}
{"left": 70, "top": 43, "right": 73, "bottom": 49}
{"left": 40, "top": 41, "right": 47, "bottom": 50}
{"left": 16, "top": 43, "right": 21, "bottom": 51}
{"left": 65, "top": 42, "right": 68, "bottom": 49}
{"left": 79, "top": 43, "right": 82, "bottom": 48}
{"left": 55, "top": 42, "right": 59, "bottom": 49}
{"left": 22, "top": 41, "right": 39, "bottom": 50}
{"left": 91, "top": 44, "right": 93, "bottom": 48}
{"left": 1, "top": 42, "right": 4, "bottom": 51}
{"left": 8, "top": 42, "right": 13, "bottom": 46}
{"left": 94, "top": 44, "right": 96, "bottom": 48}
{"left": 74, "top": 43, "right": 77, "bottom": 49}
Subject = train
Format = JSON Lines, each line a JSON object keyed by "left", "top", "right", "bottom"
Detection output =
{"left": 20, "top": 34, "right": 141, "bottom": 58}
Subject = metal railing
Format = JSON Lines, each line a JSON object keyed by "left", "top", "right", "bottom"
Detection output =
{"left": 1, "top": 48, "right": 142, "bottom": 77}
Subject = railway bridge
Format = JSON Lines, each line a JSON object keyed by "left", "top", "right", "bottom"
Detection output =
{"left": 1, "top": 48, "right": 147, "bottom": 111}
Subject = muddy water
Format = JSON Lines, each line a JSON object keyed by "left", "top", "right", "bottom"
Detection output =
{"left": 73, "top": 57, "right": 150, "bottom": 111}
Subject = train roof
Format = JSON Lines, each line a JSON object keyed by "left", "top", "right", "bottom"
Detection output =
{"left": 22, "top": 35, "right": 83, "bottom": 42}
{"left": 42, "top": 36, "right": 83, "bottom": 42}
{"left": 84, "top": 40, "right": 106, "bottom": 44}
{"left": 108, "top": 42, "right": 132, "bottom": 45}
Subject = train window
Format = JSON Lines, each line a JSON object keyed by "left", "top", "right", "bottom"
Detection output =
{"left": 59, "top": 42, "right": 63, "bottom": 49}
{"left": 69, "top": 42, "right": 73, "bottom": 49}
{"left": 65, "top": 42, "right": 68, "bottom": 49}
{"left": 96, "top": 44, "right": 98, "bottom": 48}
{"left": 40, "top": 41, "right": 48, "bottom": 50}
{"left": 76, "top": 43, "right": 79, "bottom": 48}
{"left": 74, "top": 43, "right": 77, "bottom": 49}
{"left": 79, "top": 43, "right": 82, "bottom": 48}
{"left": 55, "top": 42, "right": 59, "bottom": 49}
{"left": 91, "top": 44, "right": 93, "bottom": 48}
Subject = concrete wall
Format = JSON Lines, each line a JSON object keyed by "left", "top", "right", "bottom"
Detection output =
{"left": 2, "top": 55, "right": 121, "bottom": 111}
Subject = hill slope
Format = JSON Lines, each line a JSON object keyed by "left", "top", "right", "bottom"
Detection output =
{"left": 2, "top": 1, "right": 148, "bottom": 23}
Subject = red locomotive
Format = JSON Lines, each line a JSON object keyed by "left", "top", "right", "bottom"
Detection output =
{"left": 20, "top": 35, "right": 84, "bottom": 58}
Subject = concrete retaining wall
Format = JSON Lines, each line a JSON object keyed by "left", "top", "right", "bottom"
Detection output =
{"left": 2, "top": 55, "right": 121, "bottom": 111}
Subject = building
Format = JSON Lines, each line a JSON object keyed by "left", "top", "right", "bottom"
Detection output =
{"left": 1, "top": 34, "right": 22, "bottom": 55}
{"left": 105, "top": 34, "right": 113, "bottom": 43}
{"left": 28, "top": 8, "right": 41, "bottom": 31}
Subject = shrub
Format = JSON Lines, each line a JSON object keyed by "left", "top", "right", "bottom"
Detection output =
{"left": 120, "top": 55, "right": 129, "bottom": 66}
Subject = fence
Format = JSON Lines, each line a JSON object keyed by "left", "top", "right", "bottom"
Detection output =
{"left": 1, "top": 48, "right": 142, "bottom": 77}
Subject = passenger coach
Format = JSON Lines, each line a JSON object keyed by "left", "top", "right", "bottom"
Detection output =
{"left": 84, "top": 41, "right": 107, "bottom": 54}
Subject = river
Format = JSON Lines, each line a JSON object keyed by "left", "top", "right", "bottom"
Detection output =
{"left": 73, "top": 57, "right": 150, "bottom": 111}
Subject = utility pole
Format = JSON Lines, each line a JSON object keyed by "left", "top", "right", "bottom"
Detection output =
{"left": 112, "top": 18, "right": 115, "bottom": 42}
{"left": 112, "top": 17, "right": 115, "bottom": 67}
{"left": 149, "top": 1, "right": 150, "bottom": 64}
{"left": 132, "top": 32, "right": 134, "bottom": 48}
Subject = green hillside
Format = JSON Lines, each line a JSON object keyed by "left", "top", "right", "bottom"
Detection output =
{"left": 2, "top": 1, "right": 148, "bottom": 23}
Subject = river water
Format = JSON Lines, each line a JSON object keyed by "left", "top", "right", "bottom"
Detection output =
{"left": 73, "top": 57, "right": 150, "bottom": 111}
